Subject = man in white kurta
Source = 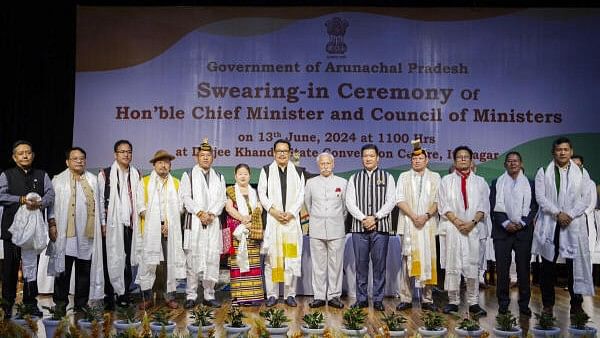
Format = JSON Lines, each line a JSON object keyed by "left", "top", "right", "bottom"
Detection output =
{"left": 533, "top": 138, "right": 595, "bottom": 316}
{"left": 395, "top": 141, "right": 440, "bottom": 312}
{"left": 180, "top": 139, "right": 226, "bottom": 308}
{"left": 258, "top": 139, "right": 305, "bottom": 307}
{"left": 49, "top": 147, "right": 104, "bottom": 313}
{"left": 304, "top": 152, "right": 347, "bottom": 309}
{"left": 438, "top": 146, "right": 489, "bottom": 317}
{"left": 98, "top": 140, "right": 141, "bottom": 309}
{"left": 572, "top": 155, "right": 599, "bottom": 271}
{"left": 136, "top": 150, "right": 186, "bottom": 310}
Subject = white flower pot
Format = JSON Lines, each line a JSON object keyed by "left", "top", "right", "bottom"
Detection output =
{"left": 388, "top": 329, "right": 407, "bottom": 336}
{"left": 531, "top": 326, "right": 561, "bottom": 338}
{"left": 340, "top": 326, "right": 368, "bottom": 337}
{"left": 188, "top": 323, "right": 215, "bottom": 336}
{"left": 300, "top": 324, "right": 325, "bottom": 337}
{"left": 12, "top": 316, "right": 40, "bottom": 337}
{"left": 149, "top": 321, "right": 176, "bottom": 337}
{"left": 43, "top": 318, "right": 65, "bottom": 338}
{"left": 113, "top": 319, "right": 142, "bottom": 335}
{"left": 418, "top": 326, "right": 448, "bottom": 337}
{"left": 493, "top": 327, "right": 523, "bottom": 337}
{"left": 455, "top": 327, "right": 484, "bottom": 337}
{"left": 77, "top": 318, "right": 105, "bottom": 337}
{"left": 224, "top": 324, "right": 251, "bottom": 338}
{"left": 267, "top": 325, "right": 289, "bottom": 337}
{"left": 568, "top": 326, "right": 597, "bottom": 338}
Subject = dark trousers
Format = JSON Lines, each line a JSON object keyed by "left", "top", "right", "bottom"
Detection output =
{"left": 102, "top": 226, "right": 133, "bottom": 302}
{"left": 494, "top": 235, "right": 532, "bottom": 311}
{"left": 539, "top": 223, "right": 583, "bottom": 308}
{"left": 53, "top": 255, "right": 91, "bottom": 310}
{"left": 2, "top": 240, "right": 39, "bottom": 309}
{"left": 352, "top": 231, "right": 389, "bottom": 302}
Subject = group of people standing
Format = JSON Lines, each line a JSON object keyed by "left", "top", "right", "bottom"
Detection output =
{"left": 0, "top": 135, "right": 595, "bottom": 321}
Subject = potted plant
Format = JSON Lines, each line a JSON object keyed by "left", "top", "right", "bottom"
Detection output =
{"left": 224, "top": 306, "right": 250, "bottom": 338}
{"left": 260, "top": 307, "right": 290, "bottom": 337}
{"left": 531, "top": 312, "right": 561, "bottom": 337}
{"left": 341, "top": 306, "right": 368, "bottom": 336}
{"left": 569, "top": 312, "right": 597, "bottom": 338}
{"left": 493, "top": 312, "right": 522, "bottom": 337}
{"left": 301, "top": 311, "right": 326, "bottom": 337}
{"left": 42, "top": 303, "right": 69, "bottom": 338}
{"left": 418, "top": 311, "right": 448, "bottom": 337}
{"left": 188, "top": 305, "right": 215, "bottom": 336}
{"left": 113, "top": 304, "right": 142, "bottom": 334}
{"left": 78, "top": 304, "right": 105, "bottom": 337}
{"left": 12, "top": 302, "right": 40, "bottom": 337}
{"left": 381, "top": 311, "right": 407, "bottom": 337}
{"left": 455, "top": 316, "right": 483, "bottom": 337}
{"left": 149, "top": 308, "right": 176, "bottom": 336}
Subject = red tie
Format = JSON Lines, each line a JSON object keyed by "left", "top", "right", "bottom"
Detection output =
{"left": 457, "top": 170, "right": 470, "bottom": 209}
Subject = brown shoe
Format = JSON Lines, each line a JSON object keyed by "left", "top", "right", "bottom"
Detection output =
{"left": 138, "top": 299, "right": 153, "bottom": 310}
{"left": 166, "top": 299, "right": 179, "bottom": 309}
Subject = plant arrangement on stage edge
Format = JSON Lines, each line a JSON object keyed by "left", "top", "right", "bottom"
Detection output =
{"left": 260, "top": 307, "right": 291, "bottom": 337}
{"left": 224, "top": 306, "right": 250, "bottom": 338}
{"left": 301, "top": 311, "right": 326, "bottom": 337}
{"left": 568, "top": 311, "right": 597, "bottom": 338}
{"left": 493, "top": 312, "right": 522, "bottom": 337}
{"left": 455, "top": 315, "right": 484, "bottom": 337}
{"left": 380, "top": 311, "right": 407, "bottom": 337}
{"left": 12, "top": 302, "right": 40, "bottom": 337}
{"left": 42, "top": 303, "right": 70, "bottom": 338}
{"left": 531, "top": 312, "right": 560, "bottom": 338}
{"left": 341, "top": 306, "right": 368, "bottom": 336}
{"left": 113, "top": 304, "right": 142, "bottom": 335}
{"left": 188, "top": 305, "right": 215, "bottom": 336}
{"left": 418, "top": 310, "right": 448, "bottom": 337}
{"left": 149, "top": 308, "right": 176, "bottom": 336}
{"left": 78, "top": 304, "right": 104, "bottom": 337}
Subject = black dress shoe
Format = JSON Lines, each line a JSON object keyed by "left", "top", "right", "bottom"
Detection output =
{"left": 328, "top": 297, "right": 344, "bottom": 309}
{"left": 184, "top": 299, "right": 196, "bottom": 309}
{"left": 469, "top": 304, "right": 487, "bottom": 317}
{"left": 442, "top": 303, "right": 459, "bottom": 314}
{"left": 395, "top": 302, "right": 412, "bottom": 311}
{"left": 202, "top": 299, "right": 221, "bottom": 308}
{"left": 309, "top": 299, "right": 326, "bottom": 308}
{"left": 519, "top": 307, "right": 532, "bottom": 317}
{"left": 373, "top": 301, "right": 385, "bottom": 311}
{"left": 421, "top": 302, "right": 438, "bottom": 312}
{"left": 285, "top": 296, "right": 297, "bottom": 307}
{"left": 351, "top": 301, "right": 368, "bottom": 309}
{"left": 117, "top": 294, "right": 130, "bottom": 307}
{"left": 265, "top": 296, "right": 278, "bottom": 307}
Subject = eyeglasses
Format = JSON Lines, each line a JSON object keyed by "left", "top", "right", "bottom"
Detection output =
{"left": 275, "top": 150, "right": 289, "bottom": 154}
{"left": 69, "top": 157, "right": 86, "bottom": 162}
{"left": 456, "top": 156, "right": 471, "bottom": 160}
{"left": 116, "top": 150, "right": 132, "bottom": 154}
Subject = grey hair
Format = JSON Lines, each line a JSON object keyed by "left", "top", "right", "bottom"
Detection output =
{"left": 316, "top": 152, "right": 334, "bottom": 163}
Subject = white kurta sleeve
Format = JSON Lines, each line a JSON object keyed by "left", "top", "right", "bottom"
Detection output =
{"left": 208, "top": 174, "right": 226, "bottom": 216}
{"left": 566, "top": 174, "right": 593, "bottom": 220}
{"left": 180, "top": 172, "right": 200, "bottom": 215}
{"left": 375, "top": 173, "right": 396, "bottom": 219}
{"left": 136, "top": 179, "right": 146, "bottom": 215}
{"left": 258, "top": 168, "right": 274, "bottom": 212}
{"left": 345, "top": 174, "right": 366, "bottom": 221}
{"left": 97, "top": 169, "right": 107, "bottom": 225}
{"left": 304, "top": 178, "right": 313, "bottom": 212}
{"left": 535, "top": 167, "right": 560, "bottom": 216}
{"left": 437, "top": 177, "right": 453, "bottom": 217}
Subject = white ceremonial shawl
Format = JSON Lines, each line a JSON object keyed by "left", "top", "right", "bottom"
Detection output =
{"left": 180, "top": 165, "right": 225, "bottom": 282}
{"left": 533, "top": 161, "right": 594, "bottom": 295}
{"left": 235, "top": 183, "right": 258, "bottom": 217}
{"left": 50, "top": 169, "right": 104, "bottom": 300}
{"left": 585, "top": 180, "right": 598, "bottom": 265}
{"left": 494, "top": 170, "right": 531, "bottom": 223}
{"left": 136, "top": 171, "right": 185, "bottom": 293}
{"left": 396, "top": 169, "right": 440, "bottom": 285}
{"left": 438, "top": 171, "right": 490, "bottom": 291}
{"left": 262, "top": 161, "right": 304, "bottom": 280}
{"left": 104, "top": 161, "right": 140, "bottom": 296}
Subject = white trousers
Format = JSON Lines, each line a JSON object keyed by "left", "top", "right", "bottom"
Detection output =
{"left": 448, "top": 276, "right": 479, "bottom": 306}
{"left": 186, "top": 266, "right": 216, "bottom": 301}
{"left": 399, "top": 256, "right": 433, "bottom": 303}
{"left": 310, "top": 237, "right": 345, "bottom": 300}
{"left": 264, "top": 260, "right": 297, "bottom": 298}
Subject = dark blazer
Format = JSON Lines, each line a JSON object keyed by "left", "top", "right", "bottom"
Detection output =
{"left": 490, "top": 177, "right": 538, "bottom": 240}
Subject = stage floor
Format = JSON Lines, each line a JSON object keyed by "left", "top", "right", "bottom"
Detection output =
{"left": 21, "top": 284, "right": 599, "bottom": 337}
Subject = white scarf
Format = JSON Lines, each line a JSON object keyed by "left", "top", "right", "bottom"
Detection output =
{"left": 262, "top": 161, "right": 303, "bottom": 280}
{"left": 105, "top": 161, "right": 140, "bottom": 296}
{"left": 532, "top": 161, "right": 594, "bottom": 296}
{"left": 49, "top": 169, "right": 104, "bottom": 299}
{"left": 494, "top": 170, "right": 531, "bottom": 223}
{"left": 185, "top": 166, "right": 224, "bottom": 282}
{"left": 233, "top": 224, "right": 250, "bottom": 272}
{"left": 138, "top": 170, "right": 186, "bottom": 293}
{"left": 235, "top": 183, "right": 257, "bottom": 217}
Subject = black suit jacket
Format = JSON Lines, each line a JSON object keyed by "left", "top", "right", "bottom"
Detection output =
{"left": 490, "top": 178, "right": 538, "bottom": 240}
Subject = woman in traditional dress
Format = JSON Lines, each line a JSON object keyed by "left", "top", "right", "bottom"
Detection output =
{"left": 225, "top": 164, "right": 264, "bottom": 306}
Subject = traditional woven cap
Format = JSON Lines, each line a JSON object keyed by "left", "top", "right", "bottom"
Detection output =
{"left": 199, "top": 137, "right": 212, "bottom": 152}
{"left": 411, "top": 139, "right": 427, "bottom": 157}
{"left": 149, "top": 149, "right": 175, "bottom": 164}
